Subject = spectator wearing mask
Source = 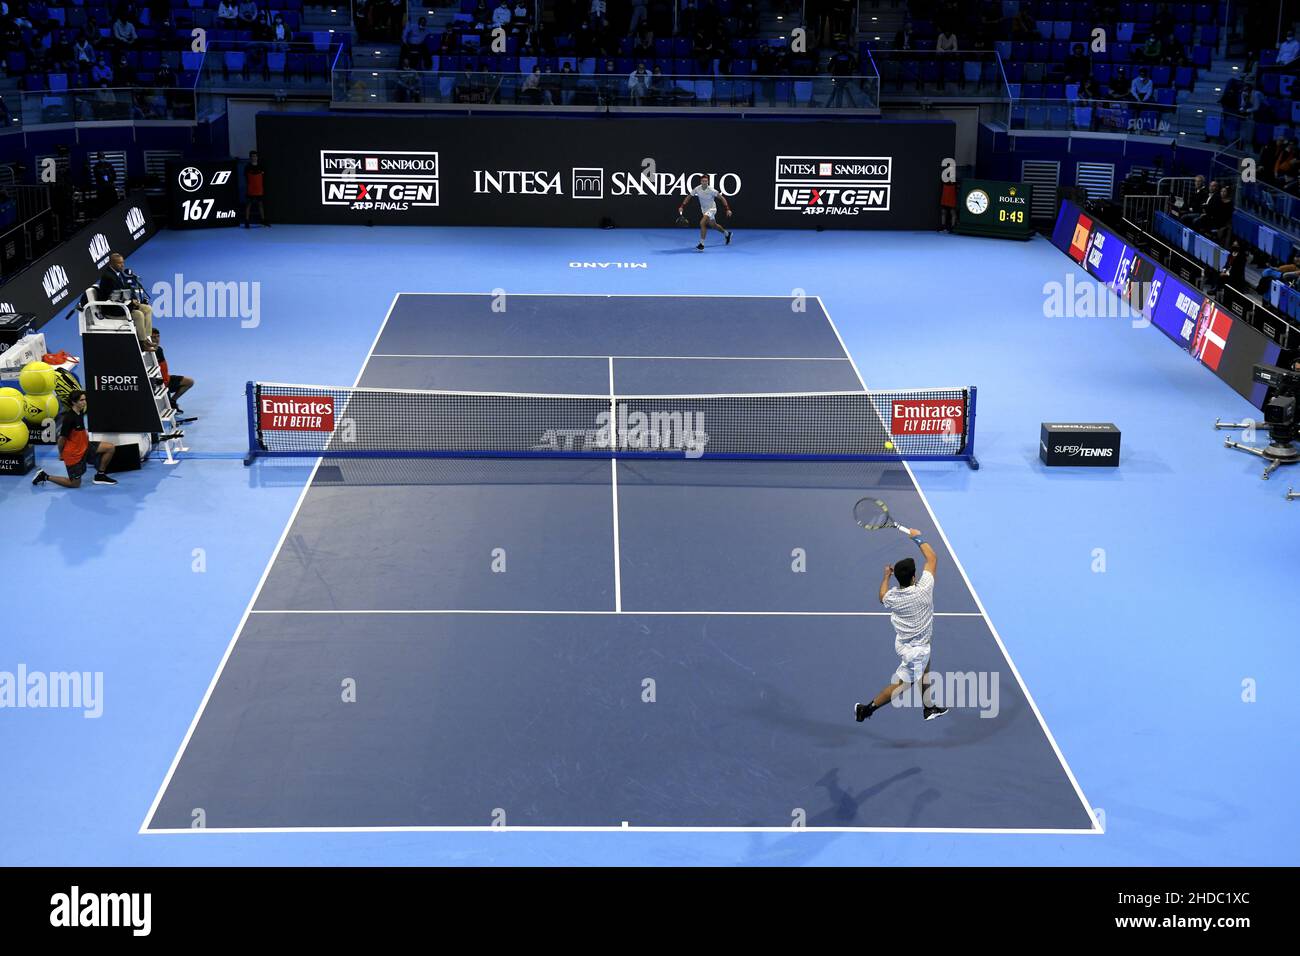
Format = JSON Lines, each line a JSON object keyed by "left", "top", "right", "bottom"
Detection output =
{"left": 1064, "top": 43, "right": 1090, "bottom": 82}
{"left": 73, "top": 31, "right": 95, "bottom": 66}
{"left": 492, "top": 0, "right": 511, "bottom": 28}
{"left": 217, "top": 0, "right": 238, "bottom": 26}
{"left": 1130, "top": 68, "right": 1153, "bottom": 102}
{"left": 1212, "top": 240, "right": 1248, "bottom": 292}
{"left": 91, "top": 53, "right": 113, "bottom": 84}
{"left": 935, "top": 28, "right": 958, "bottom": 55}
{"left": 628, "top": 61, "right": 650, "bottom": 104}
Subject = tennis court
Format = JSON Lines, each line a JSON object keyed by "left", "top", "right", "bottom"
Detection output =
{"left": 142, "top": 293, "right": 1096, "bottom": 832}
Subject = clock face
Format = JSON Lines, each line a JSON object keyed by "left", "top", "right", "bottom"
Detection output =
{"left": 966, "top": 189, "right": 990, "bottom": 215}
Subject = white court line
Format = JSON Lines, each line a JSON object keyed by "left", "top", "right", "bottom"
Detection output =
{"left": 145, "top": 291, "right": 1097, "bottom": 837}
{"left": 371, "top": 353, "right": 853, "bottom": 361}
{"left": 138, "top": 292, "right": 405, "bottom": 836}
{"left": 814, "top": 295, "right": 1102, "bottom": 835}
{"left": 144, "top": 825, "right": 1096, "bottom": 835}
{"left": 608, "top": 357, "right": 622, "bottom": 613}
{"left": 248, "top": 609, "right": 987, "bottom": 617}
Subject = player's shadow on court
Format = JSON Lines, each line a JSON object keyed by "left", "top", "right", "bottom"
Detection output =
{"left": 810, "top": 766, "right": 931, "bottom": 826}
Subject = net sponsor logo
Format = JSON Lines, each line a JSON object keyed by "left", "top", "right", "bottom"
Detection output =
{"left": 610, "top": 171, "right": 742, "bottom": 197}
{"left": 0, "top": 664, "right": 104, "bottom": 719}
{"left": 572, "top": 167, "right": 604, "bottom": 199}
{"left": 320, "top": 150, "right": 440, "bottom": 212}
{"left": 177, "top": 165, "right": 204, "bottom": 192}
{"left": 42, "top": 263, "right": 70, "bottom": 305}
{"left": 88, "top": 232, "right": 111, "bottom": 268}
{"left": 890, "top": 400, "right": 964, "bottom": 436}
{"left": 125, "top": 206, "right": 148, "bottom": 240}
{"left": 473, "top": 170, "right": 564, "bottom": 195}
{"left": 259, "top": 396, "right": 336, "bottom": 431}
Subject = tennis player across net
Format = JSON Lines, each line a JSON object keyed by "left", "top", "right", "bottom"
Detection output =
{"left": 244, "top": 382, "right": 980, "bottom": 466}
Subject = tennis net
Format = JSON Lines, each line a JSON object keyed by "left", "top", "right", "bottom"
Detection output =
{"left": 245, "top": 382, "right": 979, "bottom": 466}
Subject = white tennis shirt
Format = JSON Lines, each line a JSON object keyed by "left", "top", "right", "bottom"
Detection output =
{"left": 882, "top": 569, "right": 935, "bottom": 649}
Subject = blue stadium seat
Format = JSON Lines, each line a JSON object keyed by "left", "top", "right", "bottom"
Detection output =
{"left": 1037, "top": 20, "right": 1055, "bottom": 40}
{"left": 1174, "top": 65, "right": 1194, "bottom": 89}
{"left": 1191, "top": 46, "right": 1211, "bottom": 68}
{"left": 1053, "top": 21, "right": 1072, "bottom": 40}
{"left": 1117, "top": 22, "right": 1135, "bottom": 42}
{"left": 1194, "top": 3, "right": 1213, "bottom": 23}
{"left": 1151, "top": 65, "right": 1171, "bottom": 86}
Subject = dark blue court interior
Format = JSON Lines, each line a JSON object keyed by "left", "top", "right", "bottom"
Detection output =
{"left": 145, "top": 294, "right": 1092, "bottom": 831}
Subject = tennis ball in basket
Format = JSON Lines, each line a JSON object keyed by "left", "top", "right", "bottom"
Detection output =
{"left": 19, "top": 361, "right": 56, "bottom": 395}
{"left": 0, "top": 391, "right": 24, "bottom": 424}
{"left": 0, "top": 420, "right": 29, "bottom": 452}
{"left": 22, "top": 391, "right": 59, "bottom": 425}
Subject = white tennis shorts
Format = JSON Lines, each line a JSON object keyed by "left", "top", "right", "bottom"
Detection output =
{"left": 894, "top": 644, "right": 931, "bottom": 684}
{"left": 700, "top": 204, "right": 718, "bottom": 221}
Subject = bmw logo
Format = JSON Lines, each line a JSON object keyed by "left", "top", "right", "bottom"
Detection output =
{"left": 178, "top": 166, "right": 204, "bottom": 192}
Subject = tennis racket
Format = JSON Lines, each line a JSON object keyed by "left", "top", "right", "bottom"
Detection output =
{"left": 853, "top": 497, "right": 914, "bottom": 535}
{"left": 674, "top": 213, "right": 689, "bottom": 226}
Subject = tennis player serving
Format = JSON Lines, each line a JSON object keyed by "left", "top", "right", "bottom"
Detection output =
{"left": 855, "top": 519, "right": 948, "bottom": 722}
{"left": 676, "top": 173, "right": 733, "bottom": 252}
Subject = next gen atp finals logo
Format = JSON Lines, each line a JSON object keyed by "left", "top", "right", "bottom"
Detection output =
{"left": 773, "top": 156, "right": 892, "bottom": 215}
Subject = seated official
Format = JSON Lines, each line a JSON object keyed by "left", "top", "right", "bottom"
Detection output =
{"left": 97, "top": 251, "right": 154, "bottom": 350}
{"left": 150, "top": 328, "right": 195, "bottom": 411}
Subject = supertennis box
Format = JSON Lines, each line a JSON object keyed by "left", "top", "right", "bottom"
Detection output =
{"left": 1039, "top": 422, "right": 1121, "bottom": 467}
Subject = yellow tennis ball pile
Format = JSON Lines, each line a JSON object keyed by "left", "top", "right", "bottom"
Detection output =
{"left": 18, "top": 360, "right": 60, "bottom": 432}
{"left": 0, "top": 385, "right": 28, "bottom": 453}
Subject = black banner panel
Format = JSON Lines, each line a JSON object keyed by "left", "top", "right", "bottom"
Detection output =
{"left": 82, "top": 330, "right": 163, "bottom": 434}
{"left": 0, "top": 194, "right": 157, "bottom": 328}
{"left": 166, "top": 160, "right": 241, "bottom": 229}
{"left": 256, "top": 113, "right": 955, "bottom": 230}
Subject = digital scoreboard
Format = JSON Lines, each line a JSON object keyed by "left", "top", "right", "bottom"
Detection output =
{"left": 955, "top": 179, "right": 1034, "bottom": 240}
{"left": 166, "top": 160, "right": 241, "bottom": 229}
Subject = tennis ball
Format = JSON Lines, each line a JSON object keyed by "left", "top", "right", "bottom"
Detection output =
{"left": 0, "top": 420, "right": 29, "bottom": 452}
{"left": 22, "top": 391, "right": 59, "bottom": 425}
{"left": 19, "top": 361, "right": 56, "bottom": 395}
{"left": 884, "top": 440, "right": 895, "bottom": 450}
{"left": 0, "top": 392, "right": 23, "bottom": 424}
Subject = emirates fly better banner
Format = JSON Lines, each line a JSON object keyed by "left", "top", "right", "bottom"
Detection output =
{"left": 256, "top": 113, "right": 954, "bottom": 230}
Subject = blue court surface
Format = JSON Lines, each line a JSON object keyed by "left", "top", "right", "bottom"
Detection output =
{"left": 2, "top": 225, "right": 1297, "bottom": 866}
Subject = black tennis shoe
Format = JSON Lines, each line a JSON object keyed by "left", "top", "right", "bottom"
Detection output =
{"left": 31, "top": 470, "right": 48, "bottom": 486}
{"left": 696, "top": 242, "right": 704, "bottom": 251}
{"left": 92, "top": 472, "right": 117, "bottom": 485}
{"left": 725, "top": 230, "right": 732, "bottom": 245}
{"left": 923, "top": 706, "right": 948, "bottom": 721}
{"left": 854, "top": 702, "right": 872, "bottom": 722}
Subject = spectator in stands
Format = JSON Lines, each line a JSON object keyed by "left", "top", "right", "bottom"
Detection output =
{"left": 520, "top": 64, "right": 548, "bottom": 104}
{"left": 155, "top": 58, "right": 175, "bottom": 89}
{"left": 628, "top": 0, "right": 647, "bottom": 36}
{"left": 1138, "top": 32, "right": 1161, "bottom": 65}
{"left": 632, "top": 28, "right": 654, "bottom": 59}
{"left": 629, "top": 61, "right": 650, "bottom": 105}
{"left": 97, "top": 251, "right": 153, "bottom": 348}
{"left": 73, "top": 30, "right": 95, "bottom": 67}
{"left": 492, "top": 0, "right": 512, "bottom": 29}
{"left": 1237, "top": 82, "right": 1263, "bottom": 121}
{"left": 892, "top": 20, "right": 914, "bottom": 51}
{"left": 91, "top": 53, "right": 113, "bottom": 85}
{"left": 1181, "top": 178, "right": 1216, "bottom": 228}
{"left": 238, "top": 0, "right": 258, "bottom": 26}
{"left": 401, "top": 16, "right": 429, "bottom": 70}
{"left": 150, "top": 329, "right": 194, "bottom": 412}
{"left": 1210, "top": 239, "right": 1248, "bottom": 293}
{"left": 217, "top": 0, "right": 238, "bottom": 27}
{"left": 1064, "top": 44, "right": 1091, "bottom": 84}
{"left": 1277, "top": 30, "right": 1299, "bottom": 66}
{"left": 244, "top": 151, "right": 268, "bottom": 227}
{"left": 30, "top": 391, "right": 118, "bottom": 488}
{"left": 1257, "top": 253, "right": 1300, "bottom": 292}
{"left": 825, "top": 41, "right": 858, "bottom": 107}
{"left": 1202, "top": 184, "right": 1234, "bottom": 243}
{"left": 1107, "top": 65, "right": 1129, "bottom": 100}
{"left": 1177, "top": 174, "right": 1210, "bottom": 219}
{"left": 1130, "top": 68, "right": 1153, "bottom": 103}
{"left": 514, "top": 0, "right": 529, "bottom": 25}
{"left": 394, "top": 59, "right": 421, "bottom": 102}
{"left": 112, "top": 11, "right": 138, "bottom": 49}
{"left": 1010, "top": 8, "right": 1035, "bottom": 40}
{"left": 1274, "top": 140, "right": 1298, "bottom": 190}
{"left": 1259, "top": 136, "right": 1283, "bottom": 184}
{"left": 271, "top": 13, "right": 289, "bottom": 50}
{"left": 559, "top": 61, "right": 577, "bottom": 105}
{"left": 935, "top": 27, "right": 958, "bottom": 56}
{"left": 1076, "top": 76, "right": 1099, "bottom": 104}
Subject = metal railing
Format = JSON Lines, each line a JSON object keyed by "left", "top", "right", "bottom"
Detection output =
{"left": 332, "top": 68, "right": 881, "bottom": 111}
{"left": 1007, "top": 98, "right": 1276, "bottom": 147}
{"left": 1121, "top": 193, "right": 1172, "bottom": 231}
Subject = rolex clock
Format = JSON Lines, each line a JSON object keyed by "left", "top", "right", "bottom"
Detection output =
{"left": 954, "top": 179, "right": 1034, "bottom": 240}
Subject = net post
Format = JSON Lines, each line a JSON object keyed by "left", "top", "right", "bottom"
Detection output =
{"left": 243, "top": 381, "right": 259, "bottom": 466}
{"left": 964, "top": 386, "right": 980, "bottom": 470}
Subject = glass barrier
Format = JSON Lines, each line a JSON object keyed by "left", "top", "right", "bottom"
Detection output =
{"left": 19, "top": 87, "right": 198, "bottom": 125}
{"left": 197, "top": 39, "right": 348, "bottom": 93}
{"left": 1009, "top": 98, "right": 1271, "bottom": 148}
{"left": 331, "top": 68, "right": 879, "bottom": 111}
{"left": 864, "top": 50, "right": 1011, "bottom": 100}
